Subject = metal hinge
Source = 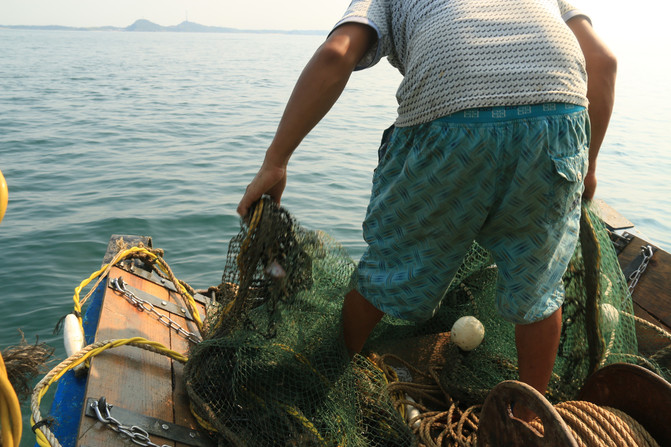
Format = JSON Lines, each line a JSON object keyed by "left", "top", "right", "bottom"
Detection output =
{"left": 85, "top": 397, "right": 215, "bottom": 447}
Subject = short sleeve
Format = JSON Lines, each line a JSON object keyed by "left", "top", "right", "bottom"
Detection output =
{"left": 331, "top": 0, "right": 391, "bottom": 70}
{"left": 556, "top": 0, "right": 592, "bottom": 24}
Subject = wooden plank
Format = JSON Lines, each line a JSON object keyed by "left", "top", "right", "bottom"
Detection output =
{"left": 617, "top": 235, "right": 671, "bottom": 332}
{"left": 77, "top": 267, "right": 176, "bottom": 446}
{"left": 632, "top": 303, "right": 671, "bottom": 360}
{"left": 592, "top": 199, "right": 635, "bottom": 231}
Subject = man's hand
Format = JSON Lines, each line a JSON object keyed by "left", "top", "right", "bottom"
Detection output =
{"left": 583, "top": 170, "right": 597, "bottom": 201}
{"left": 237, "top": 162, "right": 287, "bottom": 217}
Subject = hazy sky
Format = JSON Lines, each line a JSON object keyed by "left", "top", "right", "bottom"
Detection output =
{"left": 0, "top": 0, "right": 346, "bottom": 30}
{"left": 0, "top": 0, "right": 656, "bottom": 38}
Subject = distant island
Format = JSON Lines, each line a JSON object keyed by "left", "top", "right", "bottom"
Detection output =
{"left": 0, "top": 19, "right": 327, "bottom": 35}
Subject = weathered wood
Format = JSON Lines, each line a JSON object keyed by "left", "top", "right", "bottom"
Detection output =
{"left": 477, "top": 381, "right": 578, "bottom": 447}
{"left": 76, "top": 266, "right": 208, "bottom": 446}
{"left": 592, "top": 199, "right": 635, "bottom": 231}
{"left": 617, "top": 234, "right": 671, "bottom": 333}
{"left": 578, "top": 363, "right": 671, "bottom": 446}
{"left": 77, "top": 267, "right": 174, "bottom": 446}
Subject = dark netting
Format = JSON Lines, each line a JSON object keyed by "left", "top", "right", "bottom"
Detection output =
{"left": 431, "top": 203, "right": 648, "bottom": 408}
{"left": 183, "top": 198, "right": 669, "bottom": 446}
{"left": 184, "top": 197, "right": 415, "bottom": 446}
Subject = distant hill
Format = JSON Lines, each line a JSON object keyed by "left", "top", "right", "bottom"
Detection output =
{"left": 125, "top": 19, "right": 165, "bottom": 32}
{"left": 0, "top": 19, "right": 326, "bottom": 35}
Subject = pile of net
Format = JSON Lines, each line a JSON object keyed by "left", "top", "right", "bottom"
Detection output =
{"left": 184, "top": 197, "right": 670, "bottom": 446}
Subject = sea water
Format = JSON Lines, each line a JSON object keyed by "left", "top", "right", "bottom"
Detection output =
{"left": 0, "top": 28, "right": 669, "bottom": 446}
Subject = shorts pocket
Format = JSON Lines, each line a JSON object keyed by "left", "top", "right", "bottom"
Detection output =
{"left": 551, "top": 151, "right": 587, "bottom": 183}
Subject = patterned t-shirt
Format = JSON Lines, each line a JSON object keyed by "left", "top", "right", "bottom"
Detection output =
{"left": 334, "top": 0, "right": 590, "bottom": 127}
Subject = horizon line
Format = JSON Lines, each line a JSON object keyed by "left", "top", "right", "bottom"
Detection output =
{"left": 0, "top": 18, "right": 329, "bottom": 34}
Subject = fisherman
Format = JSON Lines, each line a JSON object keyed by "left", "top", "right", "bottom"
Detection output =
{"left": 237, "top": 0, "right": 616, "bottom": 419}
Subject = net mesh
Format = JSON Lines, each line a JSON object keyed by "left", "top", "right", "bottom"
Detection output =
{"left": 184, "top": 197, "right": 670, "bottom": 446}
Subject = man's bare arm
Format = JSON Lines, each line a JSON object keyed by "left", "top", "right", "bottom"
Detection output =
{"left": 567, "top": 16, "right": 617, "bottom": 200}
{"left": 237, "top": 23, "right": 377, "bottom": 216}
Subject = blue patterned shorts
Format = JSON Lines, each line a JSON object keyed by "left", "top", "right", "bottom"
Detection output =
{"left": 356, "top": 103, "right": 589, "bottom": 324}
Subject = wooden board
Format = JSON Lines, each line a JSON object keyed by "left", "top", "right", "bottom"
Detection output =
{"left": 592, "top": 199, "right": 635, "bottom": 231}
{"left": 617, "top": 234, "right": 671, "bottom": 333}
{"left": 76, "top": 266, "right": 207, "bottom": 446}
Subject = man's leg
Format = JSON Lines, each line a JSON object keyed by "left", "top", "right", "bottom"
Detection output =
{"left": 514, "top": 307, "right": 562, "bottom": 420}
{"left": 342, "top": 289, "right": 384, "bottom": 357}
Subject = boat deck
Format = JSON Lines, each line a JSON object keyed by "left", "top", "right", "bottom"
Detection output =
{"left": 76, "top": 262, "right": 211, "bottom": 447}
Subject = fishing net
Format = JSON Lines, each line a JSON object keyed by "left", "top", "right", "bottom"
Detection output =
{"left": 184, "top": 197, "right": 668, "bottom": 446}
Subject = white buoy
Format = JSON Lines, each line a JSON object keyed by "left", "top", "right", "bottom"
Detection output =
{"left": 451, "top": 316, "right": 485, "bottom": 351}
{"left": 63, "top": 313, "right": 85, "bottom": 357}
{"left": 599, "top": 303, "right": 620, "bottom": 334}
{"left": 405, "top": 395, "right": 421, "bottom": 428}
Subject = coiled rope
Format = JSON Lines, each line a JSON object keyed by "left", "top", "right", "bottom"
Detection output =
{"left": 31, "top": 337, "right": 187, "bottom": 447}
{"left": 374, "top": 353, "right": 481, "bottom": 447}
{"left": 528, "top": 401, "right": 659, "bottom": 447}
{"left": 375, "top": 353, "right": 660, "bottom": 447}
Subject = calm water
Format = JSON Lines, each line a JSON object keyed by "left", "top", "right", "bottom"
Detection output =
{"left": 0, "top": 29, "right": 669, "bottom": 445}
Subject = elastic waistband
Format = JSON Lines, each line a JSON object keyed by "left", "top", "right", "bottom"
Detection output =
{"left": 438, "top": 103, "right": 586, "bottom": 123}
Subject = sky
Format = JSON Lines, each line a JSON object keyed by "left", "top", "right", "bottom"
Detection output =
{"left": 0, "top": 0, "right": 348, "bottom": 30}
{"left": 0, "top": 0, "right": 660, "bottom": 37}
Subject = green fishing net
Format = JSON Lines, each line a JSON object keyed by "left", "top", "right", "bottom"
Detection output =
{"left": 183, "top": 197, "right": 668, "bottom": 446}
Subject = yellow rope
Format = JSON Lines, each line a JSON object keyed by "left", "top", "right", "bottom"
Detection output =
{"left": 0, "top": 354, "right": 22, "bottom": 447}
{"left": 72, "top": 246, "right": 203, "bottom": 336}
{"left": 274, "top": 343, "right": 331, "bottom": 387}
{"left": 0, "top": 169, "right": 7, "bottom": 225}
{"left": 189, "top": 401, "right": 218, "bottom": 432}
{"left": 278, "top": 402, "right": 328, "bottom": 446}
{"left": 31, "top": 337, "right": 187, "bottom": 447}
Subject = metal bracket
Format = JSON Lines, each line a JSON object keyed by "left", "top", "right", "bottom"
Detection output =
{"left": 117, "top": 265, "right": 211, "bottom": 306}
{"left": 622, "top": 244, "right": 658, "bottom": 281}
{"left": 85, "top": 397, "right": 215, "bottom": 447}
{"left": 108, "top": 280, "right": 194, "bottom": 321}
{"left": 609, "top": 230, "right": 635, "bottom": 255}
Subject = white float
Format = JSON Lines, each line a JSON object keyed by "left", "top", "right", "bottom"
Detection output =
{"left": 599, "top": 303, "right": 620, "bottom": 334}
{"left": 451, "top": 316, "right": 485, "bottom": 351}
{"left": 63, "top": 314, "right": 85, "bottom": 357}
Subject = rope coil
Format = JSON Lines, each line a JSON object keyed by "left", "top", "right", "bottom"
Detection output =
{"left": 376, "top": 354, "right": 661, "bottom": 447}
